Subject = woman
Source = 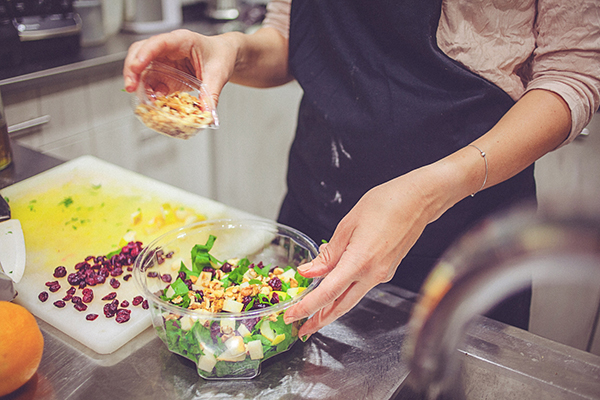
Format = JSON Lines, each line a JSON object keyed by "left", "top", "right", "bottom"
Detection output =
{"left": 123, "top": 0, "right": 600, "bottom": 338}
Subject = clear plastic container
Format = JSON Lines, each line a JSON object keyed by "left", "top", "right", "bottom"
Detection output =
{"left": 133, "top": 219, "right": 320, "bottom": 379}
{"left": 132, "top": 61, "right": 218, "bottom": 139}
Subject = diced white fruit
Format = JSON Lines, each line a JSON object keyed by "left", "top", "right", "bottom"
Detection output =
{"left": 180, "top": 315, "right": 197, "bottom": 331}
{"left": 220, "top": 317, "right": 236, "bottom": 332}
{"left": 217, "top": 348, "right": 247, "bottom": 362}
{"left": 260, "top": 319, "right": 276, "bottom": 342}
{"left": 224, "top": 336, "right": 246, "bottom": 356}
{"left": 247, "top": 340, "right": 264, "bottom": 360}
{"left": 280, "top": 268, "right": 297, "bottom": 282}
{"left": 131, "top": 210, "right": 142, "bottom": 225}
{"left": 239, "top": 281, "right": 249, "bottom": 288}
{"left": 222, "top": 298, "right": 244, "bottom": 313}
{"left": 237, "top": 323, "right": 252, "bottom": 338}
{"left": 271, "top": 333, "right": 286, "bottom": 346}
{"left": 165, "top": 285, "right": 175, "bottom": 298}
{"left": 197, "top": 353, "right": 217, "bottom": 372}
{"left": 287, "top": 287, "right": 306, "bottom": 298}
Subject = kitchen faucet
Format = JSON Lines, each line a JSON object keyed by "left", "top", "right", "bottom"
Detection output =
{"left": 402, "top": 203, "right": 600, "bottom": 399}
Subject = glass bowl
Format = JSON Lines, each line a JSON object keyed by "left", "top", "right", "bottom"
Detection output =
{"left": 133, "top": 218, "right": 320, "bottom": 379}
{"left": 132, "top": 61, "right": 219, "bottom": 139}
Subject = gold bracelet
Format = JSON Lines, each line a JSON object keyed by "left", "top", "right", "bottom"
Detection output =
{"left": 469, "top": 144, "right": 488, "bottom": 197}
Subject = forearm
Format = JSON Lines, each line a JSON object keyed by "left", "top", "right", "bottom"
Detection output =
{"left": 224, "top": 27, "right": 293, "bottom": 88}
{"left": 421, "top": 89, "right": 572, "bottom": 223}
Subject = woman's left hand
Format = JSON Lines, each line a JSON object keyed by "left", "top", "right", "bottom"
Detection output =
{"left": 283, "top": 164, "right": 458, "bottom": 338}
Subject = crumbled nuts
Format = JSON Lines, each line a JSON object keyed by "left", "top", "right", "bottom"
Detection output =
{"left": 135, "top": 91, "right": 214, "bottom": 139}
{"left": 273, "top": 267, "right": 284, "bottom": 275}
{"left": 289, "top": 277, "right": 298, "bottom": 288}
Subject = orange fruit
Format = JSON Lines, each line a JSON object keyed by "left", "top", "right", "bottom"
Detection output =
{"left": 0, "top": 301, "right": 44, "bottom": 397}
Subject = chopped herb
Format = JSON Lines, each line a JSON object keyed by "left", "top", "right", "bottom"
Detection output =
{"left": 59, "top": 197, "right": 74, "bottom": 208}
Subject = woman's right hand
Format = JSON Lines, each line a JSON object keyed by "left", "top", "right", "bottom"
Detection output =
{"left": 123, "top": 27, "right": 292, "bottom": 106}
{"left": 123, "top": 29, "right": 240, "bottom": 107}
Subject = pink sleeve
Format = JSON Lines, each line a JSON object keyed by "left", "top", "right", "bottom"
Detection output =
{"left": 526, "top": 0, "right": 600, "bottom": 146}
{"left": 262, "top": 0, "right": 292, "bottom": 39}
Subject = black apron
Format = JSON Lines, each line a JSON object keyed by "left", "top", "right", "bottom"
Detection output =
{"left": 278, "top": 0, "right": 534, "bottom": 329}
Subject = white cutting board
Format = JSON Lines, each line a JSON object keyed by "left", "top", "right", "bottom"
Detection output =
{"left": 1, "top": 155, "right": 251, "bottom": 354}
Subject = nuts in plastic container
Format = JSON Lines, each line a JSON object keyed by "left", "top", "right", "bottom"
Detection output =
{"left": 133, "top": 62, "right": 219, "bottom": 139}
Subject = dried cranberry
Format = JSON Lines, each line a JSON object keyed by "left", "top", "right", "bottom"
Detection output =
{"left": 165, "top": 251, "right": 173, "bottom": 258}
{"left": 82, "top": 288, "right": 94, "bottom": 303}
{"left": 221, "top": 262, "right": 233, "bottom": 273}
{"left": 53, "top": 300, "right": 66, "bottom": 308}
{"left": 132, "top": 296, "right": 144, "bottom": 306}
{"left": 123, "top": 274, "right": 132, "bottom": 281}
{"left": 120, "top": 300, "right": 129, "bottom": 308}
{"left": 45, "top": 280, "right": 58, "bottom": 287}
{"left": 75, "top": 261, "right": 90, "bottom": 270}
{"left": 67, "top": 287, "right": 76, "bottom": 295}
{"left": 147, "top": 271, "right": 158, "bottom": 278}
{"left": 142, "top": 300, "right": 149, "bottom": 309}
{"left": 63, "top": 294, "right": 73, "bottom": 301}
{"left": 104, "top": 301, "right": 118, "bottom": 318}
{"left": 110, "top": 278, "right": 120, "bottom": 289}
{"left": 85, "top": 256, "right": 95, "bottom": 262}
{"left": 67, "top": 273, "right": 81, "bottom": 286}
{"left": 210, "top": 321, "right": 221, "bottom": 341}
{"left": 110, "top": 267, "right": 123, "bottom": 277}
{"left": 160, "top": 274, "right": 172, "bottom": 283}
{"left": 48, "top": 283, "right": 61, "bottom": 293}
{"left": 38, "top": 291, "right": 49, "bottom": 302}
{"left": 271, "top": 292, "right": 280, "bottom": 304}
{"left": 203, "top": 267, "right": 215, "bottom": 276}
{"left": 115, "top": 309, "right": 131, "bottom": 323}
{"left": 86, "top": 314, "right": 99, "bottom": 321}
{"left": 95, "top": 274, "right": 106, "bottom": 284}
{"left": 72, "top": 295, "right": 83, "bottom": 305}
{"left": 268, "top": 276, "right": 282, "bottom": 291}
{"left": 102, "top": 292, "right": 117, "bottom": 301}
{"left": 53, "top": 266, "right": 67, "bottom": 278}
{"left": 74, "top": 303, "right": 88, "bottom": 312}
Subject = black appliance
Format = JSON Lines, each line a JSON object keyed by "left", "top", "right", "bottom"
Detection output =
{"left": 0, "top": 0, "right": 81, "bottom": 67}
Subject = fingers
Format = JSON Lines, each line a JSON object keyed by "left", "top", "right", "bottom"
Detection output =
{"left": 297, "top": 280, "right": 372, "bottom": 337}
{"left": 284, "top": 242, "right": 366, "bottom": 326}
{"left": 123, "top": 30, "right": 200, "bottom": 93}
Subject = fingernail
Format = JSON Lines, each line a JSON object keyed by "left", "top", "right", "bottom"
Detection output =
{"left": 300, "top": 334, "right": 311, "bottom": 342}
{"left": 124, "top": 76, "right": 133, "bottom": 91}
{"left": 297, "top": 262, "right": 313, "bottom": 274}
{"left": 284, "top": 315, "right": 295, "bottom": 325}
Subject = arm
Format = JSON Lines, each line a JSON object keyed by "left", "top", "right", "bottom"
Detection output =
{"left": 284, "top": 88, "right": 571, "bottom": 338}
{"left": 123, "top": 27, "right": 292, "bottom": 105}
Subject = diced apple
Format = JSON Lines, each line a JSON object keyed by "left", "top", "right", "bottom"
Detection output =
{"left": 280, "top": 268, "right": 297, "bottom": 282}
{"left": 222, "top": 298, "right": 244, "bottom": 313}
{"left": 197, "top": 353, "right": 217, "bottom": 372}
{"left": 237, "top": 323, "right": 252, "bottom": 338}
{"left": 247, "top": 340, "right": 264, "bottom": 360}
{"left": 286, "top": 287, "right": 306, "bottom": 298}
{"left": 180, "top": 315, "right": 196, "bottom": 331}
{"left": 131, "top": 210, "right": 143, "bottom": 225}
{"left": 271, "top": 333, "right": 286, "bottom": 346}
{"left": 224, "top": 336, "right": 246, "bottom": 356}
{"left": 217, "top": 348, "right": 247, "bottom": 362}
{"left": 260, "top": 319, "right": 276, "bottom": 342}
{"left": 220, "top": 317, "right": 236, "bottom": 332}
{"left": 165, "top": 285, "right": 175, "bottom": 299}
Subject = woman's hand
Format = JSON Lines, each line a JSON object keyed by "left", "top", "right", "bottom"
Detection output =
{"left": 123, "top": 27, "right": 292, "bottom": 106}
{"left": 123, "top": 29, "right": 239, "bottom": 107}
{"left": 283, "top": 164, "right": 462, "bottom": 339}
